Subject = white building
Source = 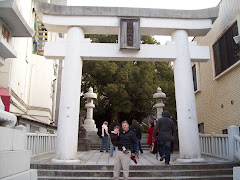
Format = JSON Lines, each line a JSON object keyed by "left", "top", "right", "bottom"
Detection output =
{"left": 0, "top": 0, "right": 61, "bottom": 133}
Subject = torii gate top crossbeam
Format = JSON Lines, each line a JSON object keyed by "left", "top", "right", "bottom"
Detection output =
{"left": 35, "top": 1, "right": 218, "bottom": 21}
{"left": 34, "top": 1, "right": 219, "bottom": 36}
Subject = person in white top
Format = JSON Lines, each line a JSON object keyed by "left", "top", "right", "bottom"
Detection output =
{"left": 100, "top": 121, "right": 109, "bottom": 152}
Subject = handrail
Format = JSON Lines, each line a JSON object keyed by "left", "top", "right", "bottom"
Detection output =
{"left": 199, "top": 133, "right": 229, "bottom": 159}
{"left": 234, "top": 135, "right": 240, "bottom": 160}
{"left": 26, "top": 132, "right": 57, "bottom": 156}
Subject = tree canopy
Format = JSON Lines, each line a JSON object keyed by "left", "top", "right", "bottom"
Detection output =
{"left": 81, "top": 35, "right": 176, "bottom": 127}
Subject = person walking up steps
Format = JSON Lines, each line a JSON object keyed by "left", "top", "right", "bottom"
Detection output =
{"left": 147, "top": 122, "right": 155, "bottom": 147}
{"left": 153, "top": 111, "right": 175, "bottom": 165}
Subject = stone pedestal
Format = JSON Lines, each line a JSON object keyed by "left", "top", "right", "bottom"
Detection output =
{"left": 0, "top": 97, "right": 17, "bottom": 128}
{"left": 228, "top": 125, "right": 239, "bottom": 161}
{"left": 87, "top": 131, "right": 102, "bottom": 145}
{"left": 0, "top": 126, "right": 37, "bottom": 180}
{"left": 234, "top": 167, "right": 240, "bottom": 180}
{"left": 78, "top": 126, "right": 90, "bottom": 151}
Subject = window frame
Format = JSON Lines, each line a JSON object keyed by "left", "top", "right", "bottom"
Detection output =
{"left": 212, "top": 21, "right": 240, "bottom": 78}
{"left": 192, "top": 62, "right": 201, "bottom": 93}
{"left": 1, "top": 23, "right": 10, "bottom": 43}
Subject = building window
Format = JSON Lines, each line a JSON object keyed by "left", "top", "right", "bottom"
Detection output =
{"left": 192, "top": 63, "right": 201, "bottom": 92}
{"left": 2, "top": 24, "right": 10, "bottom": 43}
{"left": 222, "top": 129, "right": 228, "bottom": 134}
{"left": 213, "top": 22, "right": 240, "bottom": 76}
{"left": 198, "top": 123, "right": 204, "bottom": 134}
{"left": 30, "top": 125, "right": 39, "bottom": 133}
{"left": 192, "top": 64, "right": 197, "bottom": 91}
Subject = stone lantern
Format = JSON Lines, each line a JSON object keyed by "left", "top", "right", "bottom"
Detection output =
{"left": 82, "top": 87, "right": 97, "bottom": 132}
{"left": 153, "top": 87, "right": 166, "bottom": 119}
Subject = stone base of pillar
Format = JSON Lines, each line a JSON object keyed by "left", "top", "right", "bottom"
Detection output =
{"left": 51, "top": 159, "right": 80, "bottom": 164}
{"left": 176, "top": 158, "right": 205, "bottom": 163}
{"left": 82, "top": 119, "right": 98, "bottom": 132}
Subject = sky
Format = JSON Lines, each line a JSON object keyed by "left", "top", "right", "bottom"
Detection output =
{"left": 68, "top": 0, "right": 222, "bottom": 44}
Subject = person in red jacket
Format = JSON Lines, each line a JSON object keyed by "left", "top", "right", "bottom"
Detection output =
{"left": 147, "top": 122, "right": 155, "bottom": 147}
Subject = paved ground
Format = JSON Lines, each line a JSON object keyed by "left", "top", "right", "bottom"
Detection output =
{"left": 31, "top": 150, "right": 230, "bottom": 165}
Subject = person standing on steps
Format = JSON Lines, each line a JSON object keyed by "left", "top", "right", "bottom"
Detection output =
{"left": 100, "top": 121, "right": 109, "bottom": 152}
{"left": 109, "top": 119, "right": 120, "bottom": 157}
{"left": 153, "top": 111, "right": 175, "bottom": 165}
{"left": 147, "top": 122, "right": 155, "bottom": 147}
{"left": 130, "top": 119, "right": 142, "bottom": 156}
{"left": 113, "top": 121, "right": 137, "bottom": 180}
{"left": 110, "top": 125, "right": 120, "bottom": 157}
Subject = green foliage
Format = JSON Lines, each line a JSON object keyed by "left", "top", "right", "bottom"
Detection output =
{"left": 82, "top": 35, "right": 176, "bottom": 127}
{"left": 141, "top": 35, "right": 159, "bottom": 44}
{"left": 140, "top": 124, "right": 149, "bottom": 133}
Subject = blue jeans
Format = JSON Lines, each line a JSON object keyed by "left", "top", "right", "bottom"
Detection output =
{"left": 131, "top": 139, "right": 140, "bottom": 155}
{"left": 110, "top": 140, "right": 118, "bottom": 157}
{"left": 158, "top": 140, "right": 171, "bottom": 164}
{"left": 100, "top": 136, "right": 109, "bottom": 152}
{"left": 139, "top": 141, "right": 142, "bottom": 152}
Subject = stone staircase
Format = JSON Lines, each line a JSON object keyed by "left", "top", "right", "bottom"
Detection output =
{"left": 31, "top": 162, "right": 240, "bottom": 180}
{"left": 90, "top": 143, "right": 150, "bottom": 151}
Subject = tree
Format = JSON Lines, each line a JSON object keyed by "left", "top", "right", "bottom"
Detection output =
{"left": 82, "top": 35, "right": 175, "bottom": 127}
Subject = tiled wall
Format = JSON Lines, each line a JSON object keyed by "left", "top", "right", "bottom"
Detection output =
{"left": 194, "top": 0, "right": 240, "bottom": 134}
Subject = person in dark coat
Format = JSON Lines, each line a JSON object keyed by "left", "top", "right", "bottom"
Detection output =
{"left": 153, "top": 111, "right": 175, "bottom": 165}
{"left": 109, "top": 119, "right": 120, "bottom": 157}
{"left": 130, "top": 119, "right": 143, "bottom": 155}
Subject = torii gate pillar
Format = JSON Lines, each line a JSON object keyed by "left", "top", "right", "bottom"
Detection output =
{"left": 172, "top": 30, "right": 203, "bottom": 161}
{"left": 52, "top": 27, "right": 84, "bottom": 163}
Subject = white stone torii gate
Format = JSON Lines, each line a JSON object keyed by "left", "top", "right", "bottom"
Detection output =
{"left": 35, "top": 1, "right": 219, "bottom": 163}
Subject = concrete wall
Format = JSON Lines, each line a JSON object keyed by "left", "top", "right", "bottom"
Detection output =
{"left": 194, "top": 0, "right": 240, "bottom": 134}
{"left": 15, "top": 0, "right": 33, "bottom": 25}
{"left": 0, "top": 126, "right": 37, "bottom": 180}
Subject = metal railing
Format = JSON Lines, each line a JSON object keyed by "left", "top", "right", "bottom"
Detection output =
{"left": 234, "top": 135, "right": 240, "bottom": 160}
{"left": 26, "top": 132, "right": 57, "bottom": 156}
{"left": 199, "top": 133, "right": 229, "bottom": 159}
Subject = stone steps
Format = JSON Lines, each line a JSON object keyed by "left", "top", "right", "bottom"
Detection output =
{"left": 36, "top": 175, "right": 233, "bottom": 180}
{"left": 90, "top": 144, "right": 150, "bottom": 150}
{"left": 31, "top": 162, "right": 240, "bottom": 180}
{"left": 37, "top": 169, "right": 232, "bottom": 177}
